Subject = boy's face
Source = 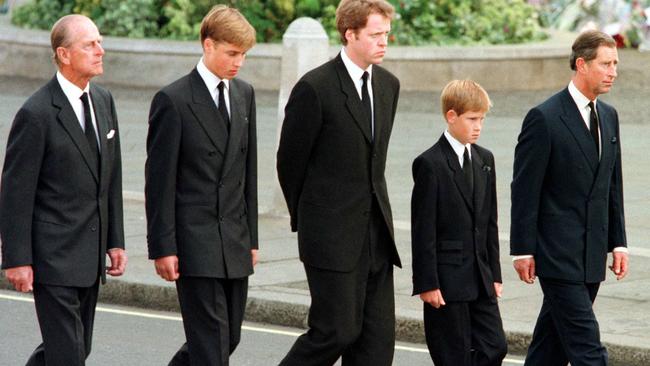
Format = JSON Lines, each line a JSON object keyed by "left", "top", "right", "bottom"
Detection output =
{"left": 446, "top": 109, "right": 485, "bottom": 145}
{"left": 203, "top": 40, "right": 248, "bottom": 80}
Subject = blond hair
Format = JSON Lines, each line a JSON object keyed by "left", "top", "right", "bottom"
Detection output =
{"left": 336, "top": 0, "right": 394, "bottom": 45}
{"left": 200, "top": 5, "right": 256, "bottom": 50}
{"left": 441, "top": 80, "right": 492, "bottom": 117}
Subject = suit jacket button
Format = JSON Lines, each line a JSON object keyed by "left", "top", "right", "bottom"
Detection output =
{"left": 91, "top": 226, "right": 97, "bottom": 232}
{"left": 219, "top": 216, "right": 224, "bottom": 222}
{"left": 219, "top": 182, "right": 224, "bottom": 188}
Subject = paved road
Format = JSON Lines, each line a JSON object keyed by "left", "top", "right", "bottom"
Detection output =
{"left": 0, "top": 290, "right": 525, "bottom": 365}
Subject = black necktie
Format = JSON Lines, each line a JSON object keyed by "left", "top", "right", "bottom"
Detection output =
{"left": 80, "top": 92, "right": 100, "bottom": 172}
{"left": 217, "top": 81, "right": 230, "bottom": 132}
{"left": 463, "top": 147, "right": 473, "bottom": 192}
{"left": 588, "top": 101, "right": 600, "bottom": 156}
{"left": 361, "top": 71, "right": 372, "bottom": 139}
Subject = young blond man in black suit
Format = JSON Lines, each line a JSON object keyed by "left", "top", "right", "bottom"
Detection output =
{"left": 145, "top": 5, "right": 258, "bottom": 365}
{"left": 411, "top": 80, "right": 507, "bottom": 366}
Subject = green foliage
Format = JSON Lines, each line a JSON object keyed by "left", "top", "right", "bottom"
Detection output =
{"left": 392, "top": 0, "right": 547, "bottom": 45}
{"left": 11, "top": 0, "right": 547, "bottom": 45}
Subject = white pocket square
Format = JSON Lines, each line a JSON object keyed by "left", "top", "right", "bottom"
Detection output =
{"left": 106, "top": 129, "right": 115, "bottom": 139}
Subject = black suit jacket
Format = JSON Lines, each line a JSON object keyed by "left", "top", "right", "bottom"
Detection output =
{"left": 145, "top": 68, "right": 258, "bottom": 279}
{"left": 0, "top": 76, "right": 124, "bottom": 287}
{"left": 277, "top": 54, "right": 401, "bottom": 272}
{"left": 511, "top": 88, "right": 626, "bottom": 283}
{"left": 411, "top": 136, "right": 501, "bottom": 301}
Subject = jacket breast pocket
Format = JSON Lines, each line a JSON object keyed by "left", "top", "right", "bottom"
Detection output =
{"left": 437, "top": 240, "right": 463, "bottom": 265}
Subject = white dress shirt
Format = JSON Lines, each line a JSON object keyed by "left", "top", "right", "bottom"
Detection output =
{"left": 197, "top": 58, "right": 231, "bottom": 117}
{"left": 341, "top": 47, "right": 374, "bottom": 138}
{"left": 56, "top": 71, "right": 100, "bottom": 148}
{"left": 444, "top": 130, "right": 472, "bottom": 167}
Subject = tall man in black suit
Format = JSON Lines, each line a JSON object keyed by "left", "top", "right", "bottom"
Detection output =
{"left": 277, "top": 0, "right": 401, "bottom": 364}
{"left": 511, "top": 30, "right": 628, "bottom": 366}
{"left": 0, "top": 14, "right": 126, "bottom": 365}
{"left": 145, "top": 5, "right": 258, "bottom": 365}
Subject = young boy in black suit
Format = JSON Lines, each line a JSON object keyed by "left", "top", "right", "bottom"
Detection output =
{"left": 411, "top": 80, "right": 507, "bottom": 366}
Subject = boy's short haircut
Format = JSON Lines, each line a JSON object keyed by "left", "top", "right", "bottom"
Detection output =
{"left": 441, "top": 79, "right": 492, "bottom": 117}
{"left": 200, "top": 5, "right": 256, "bottom": 50}
{"left": 336, "top": 0, "right": 395, "bottom": 45}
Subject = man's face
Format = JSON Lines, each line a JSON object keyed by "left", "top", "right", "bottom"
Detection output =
{"left": 447, "top": 110, "right": 485, "bottom": 145}
{"left": 203, "top": 40, "right": 247, "bottom": 80}
{"left": 59, "top": 18, "right": 105, "bottom": 81}
{"left": 345, "top": 13, "right": 391, "bottom": 69}
{"left": 582, "top": 46, "right": 618, "bottom": 98}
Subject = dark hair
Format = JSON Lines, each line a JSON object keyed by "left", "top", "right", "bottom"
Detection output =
{"left": 336, "top": 0, "right": 394, "bottom": 45}
{"left": 570, "top": 30, "right": 617, "bottom": 71}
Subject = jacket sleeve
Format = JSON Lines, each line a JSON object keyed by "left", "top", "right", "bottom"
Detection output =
{"left": 0, "top": 107, "right": 46, "bottom": 269}
{"left": 510, "top": 107, "right": 551, "bottom": 256}
{"left": 410, "top": 156, "right": 440, "bottom": 295}
{"left": 276, "top": 80, "right": 323, "bottom": 232}
{"left": 106, "top": 91, "right": 125, "bottom": 250}
{"left": 145, "top": 91, "right": 182, "bottom": 259}
{"left": 607, "top": 109, "right": 626, "bottom": 250}
{"left": 246, "top": 86, "right": 259, "bottom": 249}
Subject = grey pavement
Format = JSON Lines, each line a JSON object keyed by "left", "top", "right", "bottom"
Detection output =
{"left": 1, "top": 64, "right": 650, "bottom": 366}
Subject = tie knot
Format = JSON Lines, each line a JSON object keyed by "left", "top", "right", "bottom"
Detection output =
{"left": 217, "top": 81, "right": 225, "bottom": 92}
{"left": 80, "top": 92, "right": 89, "bottom": 105}
{"left": 463, "top": 146, "right": 470, "bottom": 160}
{"left": 362, "top": 71, "right": 369, "bottom": 83}
{"left": 588, "top": 101, "right": 595, "bottom": 111}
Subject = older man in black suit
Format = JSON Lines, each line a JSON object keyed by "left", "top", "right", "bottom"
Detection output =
{"left": 276, "top": 0, "right": 401, "bottom": 365}
{"left": 145, "top": 5, "right": 258, "bottom": 366}
{"left": 511, "top": 30, "right": 628, "bottom": 366}
{"left": 0, "top": 14, "right": 126, "bottom": 365}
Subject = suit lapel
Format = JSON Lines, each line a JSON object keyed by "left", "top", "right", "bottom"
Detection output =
{"left": 591, "top": 103, "right": 615, "bottom": 191}
{"left": 50, "top": 78, "right": 99, "bottom": 183}
{"left": 90, "top": 84, "right": 109, "bottom": 189}
{"left": 372, "top": 71, "right": 392, "bottom": 149}
{"left": 440, "top": 136, "right": 473, "bottom": 211}
{"left": 220, "top": 80, "right": 246, "bottom": 179}
{"left": 334, "top": 55, "right": 373, "bottom": 144}
{"left": 188, "top": 69, "right": 228, "bottom": 155}
{"left": 471, "top": 147, "right": 487, "bottom": 216}
{"left": 559, "top": 89, "right": 599, "bottom": 173}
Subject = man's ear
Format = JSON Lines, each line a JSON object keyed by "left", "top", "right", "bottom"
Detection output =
{"left": 575, "top": 57, "right": 587, "bottom": 74}
{"left": 56, "top": 47, "right": 70, "bottom": 66}
{"left": 344, "top": 28, "right": 356, "bottom": 43}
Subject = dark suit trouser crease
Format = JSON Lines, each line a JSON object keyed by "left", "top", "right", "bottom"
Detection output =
{"left": 423, "top": 294, "right": 507, "bottom": 366}
{"left": 525, "top": 278, "right": 606, "bottom": 366}
{"left": 27, "top": 281, "right": 100, "bottom": 366}
{"left": 169, "top": 276, "right": 248, "bottom": 366}
{"left": 280, "top": 199, "right": 396, "bottom": 366}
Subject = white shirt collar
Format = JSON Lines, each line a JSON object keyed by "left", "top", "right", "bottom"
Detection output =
{"left": 444, "top": 130, "right": 472, "bottom": 163}
{"left": 568, "top": 80, "right": 596, "bottom": 111}
{"left": 341, "top": 47, "right": 372, "bottom": 83}
{"left": 56, "top": 71, "right": 89, "bottom": 101}
{"left": 197, "top": 58, "right": 229, "bottom": 99}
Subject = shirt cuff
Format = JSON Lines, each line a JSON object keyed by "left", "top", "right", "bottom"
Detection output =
{"left": 512, "top": 254, "right": 534, "bottom": 261}
{"left": 613, "top": 246, "right": 628, "bottom": 254}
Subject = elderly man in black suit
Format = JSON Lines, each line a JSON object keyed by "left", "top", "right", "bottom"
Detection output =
{"left": 276, "top": 0, "right": 401, "bottom": 364}
{"left": 511, "top": 30, "right": 628, "bottom": 366}
{"left": 145, "top": 5, "right": 258, "bottom": 366}
{"left": 0, "top": 14, "right": 126, "bottom": 365}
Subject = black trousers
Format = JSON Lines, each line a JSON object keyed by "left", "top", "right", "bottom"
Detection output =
{"left": 169, "top": 276, "right": 248, "bottom": 366}
{"left": 423, "top": 293, "right": 507, "bottom": 366}
{"left": 280, "top": 200, "right": 396, "bottom": 366}
{"left": 525, "top": 278, "right": 606, "bottom": 366}
{"left": 27, "top": 281, "right": 100, "bottom": 366}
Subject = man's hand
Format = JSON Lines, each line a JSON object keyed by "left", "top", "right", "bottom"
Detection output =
{"left": 107, "top": 248, "right": 127, "bottom": 276}
{"left": 610, "top": 251, "right": 629, "bottom": 280}
{"left": 419, "top": 289, "right": 446, "bottom": 309}
{"left": 251, "top": 249, "right": 259, "bottom": 267}
{"left": 494, "top": 282, "right": 503, "bottom": 298}
{"left": 4, "top": 265, "right": 33, "bottom": 292}
{"left": 513, "top": 257, "right": 536, "bottom": 284}
{"left": 154, "top": 255, "right": 179, "bottom": 281}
